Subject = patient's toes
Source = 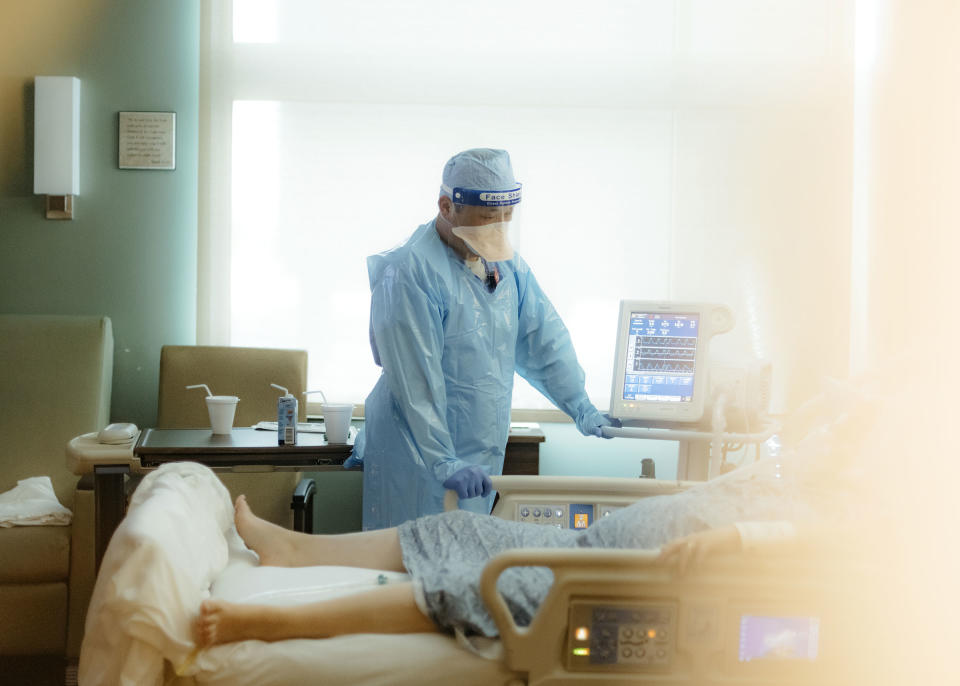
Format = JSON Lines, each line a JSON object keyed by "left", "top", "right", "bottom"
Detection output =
{"left": 234, "top": 495, "right": 265, "bottom": 537}
{"left": 234, "top": 495, "right": 251, "bottom": 525}
{"left": 196, "top": 599, "right": 223, "bottom": 647}
{"left": 233, "top": 496, "right": 294, "bottom": 566}
{"left": 234, "top": 496, "right": 263, "bottom": 543}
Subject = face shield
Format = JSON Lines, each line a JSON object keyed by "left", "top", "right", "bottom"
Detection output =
{"left": 442, "top": 184, "right": 522, "bottom": 262}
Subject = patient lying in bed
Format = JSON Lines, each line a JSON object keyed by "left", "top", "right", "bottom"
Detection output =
{"left": 197, "top": 375, "right": 883, "bottom": 646}
{"left": 78, "top": 358, "right": 948, "bottom": 686}
{"left": 196, "top": 490, "right": 788, "bottom": 646}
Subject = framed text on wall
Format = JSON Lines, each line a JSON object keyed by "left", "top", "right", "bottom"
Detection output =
{"left": 118, "top": 111, "right": 176, "bottom": 170}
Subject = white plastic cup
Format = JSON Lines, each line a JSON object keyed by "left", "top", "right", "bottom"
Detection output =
{"left": 206, "top": 395, "right": 239, "bottom": 434}
{"left": 322, "top": 403, "right": 354, "bottom": 444}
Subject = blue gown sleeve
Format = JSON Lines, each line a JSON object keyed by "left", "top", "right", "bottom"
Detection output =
{"left": 370, "top": 262, "right": 471, "bottom": 483}
{"left": 513, "top": 261, "right": 605, "bottom": 433}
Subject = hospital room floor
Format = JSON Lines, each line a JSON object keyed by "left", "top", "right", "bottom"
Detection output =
{"left": 0, "top": 655, "right": 75, "bottom": 686}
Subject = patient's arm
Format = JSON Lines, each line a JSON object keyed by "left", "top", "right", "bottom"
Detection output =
{"left": 195, "top": 582, "right": 439, "bottom": 646}
{"left": 658, "top": 520, "right": 842, "bottom": 574}
{"left": 657, "top": 525, "right": 742, "bottom": 575}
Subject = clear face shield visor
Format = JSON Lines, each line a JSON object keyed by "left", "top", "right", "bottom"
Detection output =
{"left": 443, "top": 184, "right": 522, "bottom": 262}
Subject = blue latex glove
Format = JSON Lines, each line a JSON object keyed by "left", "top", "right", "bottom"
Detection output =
{"left": 442, "top": 465, "right": 493, "bottom": 499}
{"left": 576, "top": 410, "right": 621, "bottom": 439}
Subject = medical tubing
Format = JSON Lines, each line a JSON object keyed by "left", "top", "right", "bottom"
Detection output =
{"left": 710, "top": 392, "right": 728, "bottom": 478}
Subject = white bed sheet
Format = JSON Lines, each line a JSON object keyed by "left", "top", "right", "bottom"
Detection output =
{"left": 79, "top": 462, "right": 518, "bottom": 686}
{"left": 192, "top": 555, "right": 517, "bottom": 685}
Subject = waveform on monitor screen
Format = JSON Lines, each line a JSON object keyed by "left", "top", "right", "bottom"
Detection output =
{"left": 632, "top": 359, "right": 695, "bottom": 373}
{"left": 639, "top": 336, "right": 696, "bottom": 348}
{"left": 638, "top": 347, "right": 696, "bottom": 361}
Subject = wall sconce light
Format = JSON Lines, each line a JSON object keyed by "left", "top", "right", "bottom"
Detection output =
{"left": 34, "top": 76, "right": 80, "bottom": 220}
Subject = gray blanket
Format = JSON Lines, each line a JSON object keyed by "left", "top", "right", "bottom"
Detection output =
{"left": 398, "top": 464, "right": 816, "bottom": 637}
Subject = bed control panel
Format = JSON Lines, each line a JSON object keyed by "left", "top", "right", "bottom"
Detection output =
{"left": 566, "top": 600, "right": 677, "bottom": 673}
{"left": 516, "top": 503, "right": 624, "bottom": 529}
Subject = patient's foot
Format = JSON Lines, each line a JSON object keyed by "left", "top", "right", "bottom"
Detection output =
{"left": 195, "top": 599, "right": 282, "bottom": 646}
{"left": 234, "top": 495, "right": 297, "bottom": 566}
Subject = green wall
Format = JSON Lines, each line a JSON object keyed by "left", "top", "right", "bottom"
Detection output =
{"left": 0, "top": 2, "right": 688, "bottom": 536}
{"left": 0, "top": 0, "right": 199, "bottom": 428}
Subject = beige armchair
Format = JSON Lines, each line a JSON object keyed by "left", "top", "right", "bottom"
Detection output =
{"left": 0, "top": 315, "right": 113, "bottom": 677}
{"left": 156, "top": 345, "right": 310, "bottom": 528}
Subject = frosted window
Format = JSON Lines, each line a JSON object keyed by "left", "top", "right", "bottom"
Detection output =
{"left": 205, "top": 0, "right": 855, "bottom": 412}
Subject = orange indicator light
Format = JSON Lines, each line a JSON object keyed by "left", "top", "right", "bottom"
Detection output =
{"left": 575, "top": 627, "right": 589, "bottom": 641}
{"left": 648, "top": 629, "right": 657, "bottom": 638}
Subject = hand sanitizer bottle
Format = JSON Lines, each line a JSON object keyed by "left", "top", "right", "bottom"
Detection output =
{"left": 271, "top": 383, "right": 298, "bottom": 446}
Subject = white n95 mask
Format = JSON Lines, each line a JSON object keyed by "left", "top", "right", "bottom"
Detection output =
{"left": 452, "top": 222, "right": 514, "bottom": 262}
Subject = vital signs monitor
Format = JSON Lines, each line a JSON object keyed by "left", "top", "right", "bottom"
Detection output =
{"left": 609, "top": 300, "right": 734, "bottom": 424}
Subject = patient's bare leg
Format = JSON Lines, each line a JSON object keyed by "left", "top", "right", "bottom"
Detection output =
{"left": 195, "top": 582, "right": 438, "bottom": 646}
{"left": 234, "top": 495, "right": 405, "bottom": 571}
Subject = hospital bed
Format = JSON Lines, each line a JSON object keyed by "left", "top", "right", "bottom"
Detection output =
{"left": 78, "top": 465, "right": 878, "bottom": 686}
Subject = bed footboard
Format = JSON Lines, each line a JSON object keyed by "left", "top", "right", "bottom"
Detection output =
{"left": 480, "top": 547, "right": 878, "bottom": 686}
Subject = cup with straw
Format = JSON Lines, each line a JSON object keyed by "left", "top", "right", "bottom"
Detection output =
{"left": 186, "top": 384, "right": 239, "bottom": 435}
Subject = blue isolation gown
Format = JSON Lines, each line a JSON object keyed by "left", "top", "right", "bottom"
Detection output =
{"left": 353, "top": 219, "right": 604, "bottom": 530}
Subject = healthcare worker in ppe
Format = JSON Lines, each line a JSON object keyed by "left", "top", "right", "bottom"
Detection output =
{"left": 348, "top": 148, "right": 613, "bottom": 530}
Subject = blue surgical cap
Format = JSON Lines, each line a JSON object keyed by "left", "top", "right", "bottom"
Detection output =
{"left": 440, "top": 148, "right": 518, "bottom": 199}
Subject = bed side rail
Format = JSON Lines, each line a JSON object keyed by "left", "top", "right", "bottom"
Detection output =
{"left": 444, "top": 475, "right": 695, "bottom": 516}
{"left": 479, "top": 547, "right": 878, "bottom": 686}
{"left": 479, "top": 547, "right": 663, "bottom": 681}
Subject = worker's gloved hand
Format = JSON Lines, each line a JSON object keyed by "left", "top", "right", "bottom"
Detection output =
{"left": 442, "top": 465, "right": 493, "bottom": 499}
{"left": 343, "top": 432, "right": 364, "bottom": 470}
{"left": 575, "top": 409, "right": 621, "bottom": 439}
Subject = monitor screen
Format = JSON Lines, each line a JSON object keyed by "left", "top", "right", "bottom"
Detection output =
{"left": 619, "top": 311, "right": 700, "bottom": 404}
{"left": 609, "top": 300, "right": 733, "bottom": 424}
{"left": 738, "top": 615, "right": 820, "bottom": 662}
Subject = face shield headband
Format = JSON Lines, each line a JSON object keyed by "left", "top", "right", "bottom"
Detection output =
{"left": 440, "top": 183, "right": 522, "bottom": 207}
